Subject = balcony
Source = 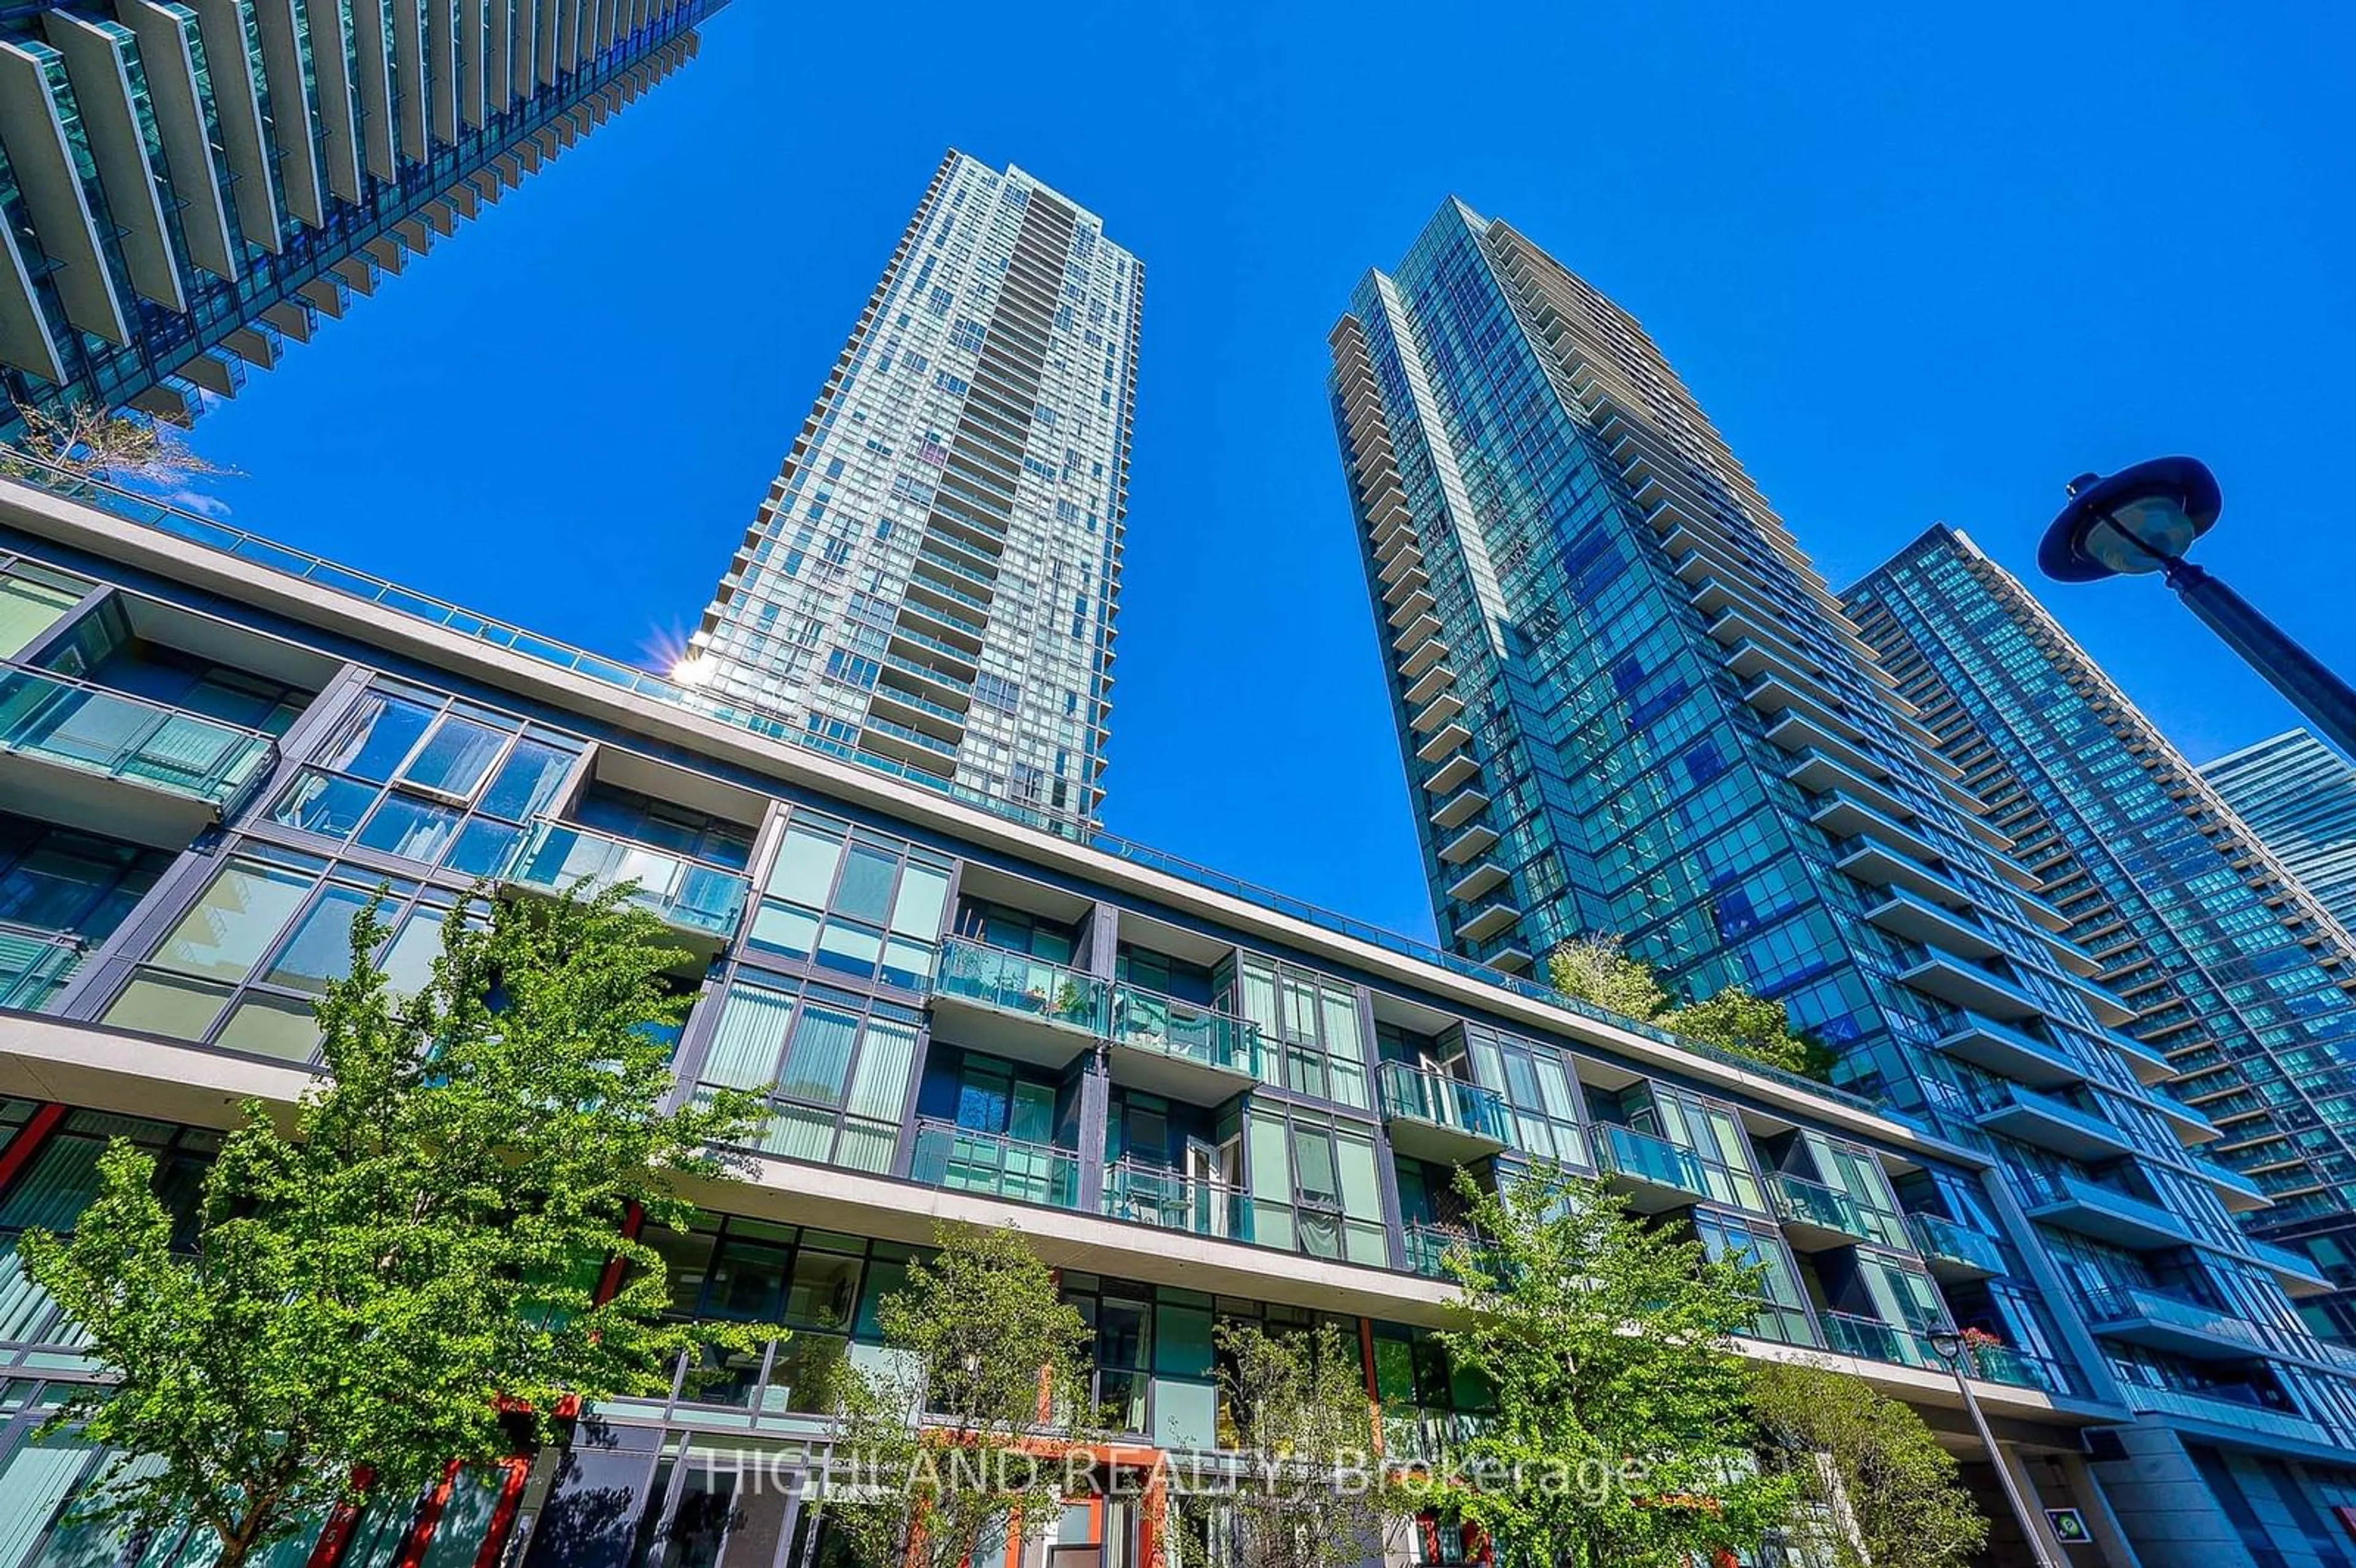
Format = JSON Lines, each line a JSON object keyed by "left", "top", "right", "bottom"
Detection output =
{"left": 1831, "top": 839, "right": 1975, "bottom": 914}
{"left": 2187, "top": 1154, "right": 2269, "bottom": 1214}
{"left": 0, "top": 923, "right": 83, "bottom": 1011}
{"left": 2021, "top": 1170, "right": 2189, "bottom": 1251}
{"left": 930, "top": 937, "right": 1109, "bottom": 1069}
{"left": 1769, "top": 1170, "right": 1880, "bottom": 1251}
{"left": 2120, "top": 1383, "right": 2329, "bottom": 1447}
{"left": 2083, "top": 1285, "right": 2270, "bottom": 1362}
{"left": 908, "top": 1119, "right": 1080, "bottom": 1210}
{"left": 1906, "top": 1212, "right": 2006, "bottom": 1281}
{"left": 1403, "top": 1220, "right": 1492, "bottom": 1282}
{"left": 0, "top": 666, "right": 279, "bottom": 847}
{"left": 1423, "top": 752, "right": 1480, "bottom": 796}
{"left": 1378, "top": 1061, "right": 1512, "bottom": 1165}
{"left": 1454, "top": 898, "right": 1520, "bottom": 944}
{"left": 2247, "top": 1237, "right": 2333, "bottom": 1298}
{"left": 1895, "top": 951, "right": 2043, "bottom": 1022}
{"left": 1820, "top": 1311, "right": 1939, "bottom": 1372}
{"left": 499, "top": 820, "right": 751, "bottom": 951}
{"left": 1100, "top": 1158, "right": 1248, "bottom": 1241}
{"left": 1447, "top": 860, "right": 1509, "bottom": 903}
{"left": 1401, "top": 661, "right": 1453, "bottom": 707}
{"left": 1973, "top": 1082, "right": 2135, "bottom": 1163}
{"left": 1106, "top": 982, "right": 1261, "bottom": 1100}
{"left": 2100, "top": 1027, "right": 2177, "bottom": 1086}
{"left": 1596, "top": 1123, "right": 1711, "bottom": 1213}
{"left": 1932, "top": 1012, "right": 2084, "bottom": 1090}
{"left": 1430, "top": 785, "right": 1489, "bottom": 831}
{"left": 1810, "top": 790, "right": 1942, "bottom": 867}
{"left": 1437, "top": 822, "right": 1499, "bottom": 865}
{"left": 1864, "top": 887, "right": 2003, "bottom": 963}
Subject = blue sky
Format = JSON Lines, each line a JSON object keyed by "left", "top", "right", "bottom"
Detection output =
{"left": 182, "top": 1, "right": 2356, "bottom": 946}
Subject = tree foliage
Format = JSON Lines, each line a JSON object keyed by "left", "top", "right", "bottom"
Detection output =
{"left": 7, "top": 399, "right": 237, "bottom": 485}
{"left": 1206, "top": 1320, "right": 1398, "bottom": 1568}
{"left": 1659, "top": 986, "right": 1826, "bottom": 1079}
{"left": 1750, "top": 1363, "right": 1987, "bottom": 1568}
{"left": 1545, "top": 936, "right": 1667, "bottom": 1024}
{"left": 1548, "top": 937, "right": 1828, "bottom": 1080}
{"left": 20, "top": 886, "right": 776, "bottom": 1568}
{"left": 1406, "top": 1166, "right": 1794, "bottom": 1568}
{"left": 825, "top": 1223, "right": 1093, "bottom": 1568}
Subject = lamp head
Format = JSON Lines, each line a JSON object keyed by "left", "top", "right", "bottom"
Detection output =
{"left": 1927, "top": 1328, "right": 1964, "bottom": 1364}
{"left": 2038, "top": 455, "right": 2221, "bottom": 583}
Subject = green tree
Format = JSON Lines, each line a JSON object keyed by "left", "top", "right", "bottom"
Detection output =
{"left": 1749, "top": 1362, "right": 1987, "bottom": 1568}
{"left": 1204, "top": 1320, "right": 1398, "bottom": 1568}
{"left": 20, "top": 886, "right": 777, "bottom": 1568}
{"left": 1659, "top": 986, "right": 1828, "bottom": 1078}
{"left": 1546, "top": 936, "right": 1668, "bottom": 1024}
{"left": 826, "top": 1223, "right": 1093, "bottom": 1568}
{"left": 1406, "top": 1166, "right": 1794, "bottom": 1568}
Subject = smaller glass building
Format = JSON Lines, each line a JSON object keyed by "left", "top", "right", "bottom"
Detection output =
{"left": 1847, "top": 525, "right": 2356, "bottom": 1344}
{"left": 2203, "top": 729, "right": 2356, "bottom": 942}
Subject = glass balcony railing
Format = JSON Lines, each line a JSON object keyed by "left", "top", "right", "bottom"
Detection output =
{"left": 1965, "top": 1344, "right": 2056, "bottom": 1392}
{"left": 909, "top": 1119, "right": 1079, "bottom": 1210}
{"left": 1769, "top": 1170, "right": 1873, "bottom": 1240}
{"left": 1596, "top": 1123, "right": 1710, "bottom": 1199}
{"left": 0, "top": 664, "right": 277, "bottom": 811}
{"left": 2120, "top": 1382, "right": 2328, "bottom": 1446}
{"left": 1377, "top": 1061, "right": 1512, "bottom": 1146}
{"left": 1905, "top": 1212, "right": 2007, "bottom": 1277}
{"left": 1107, "top": 982, "right": 1260, "bottom": 1077}
{"left": 932, "top": 937, "right": 1109, "bottom": 1032}
{"left": 2083, "top": 1284, "right": 2265, "bottom": 1350}
{"left": 1820, "top": 1311, "right": 1939, "bottom": 1371}
{"left": 499, "top": 819, "right": 751, "bottom": 941}
{"left": 1100, "top": 1158, "right": 1248, "bottom": 1240}
{"left": 0, "top": 922, "right": 84, "bottom": 1011}
{"left": 1403, "top": 1220, "right": 1497, "bottom": 1282}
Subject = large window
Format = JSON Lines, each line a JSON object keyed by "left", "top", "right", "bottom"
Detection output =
{"left": 269, "top": 680, "right": 582, "bottom": 874}
{"left": 748, "top": 808, "right": 952, "bottom": 992}
{"left": 1463, "top": 1023, "right": 1587, "bottom": 1167}
{"left": 695, "top": 977, "right": 922, "bottom": 1175}
{"left": 99, "top": 850, "right": 455, "bottom": 1061}
{"left": 635, "top": 1218, "right": 910, "bottom": 1420}
{"left": 1220, "top": 955, "right": 1369, "bottom": 1110}
{"left": 1692, "top": 1208, "right": 1817, "bottom": 1347}
{"left": 1241, "top": 1103, "right": 1387, "bottom": 1266}
{"left": 0, "top": 558, "right": 90, "bottom": 659}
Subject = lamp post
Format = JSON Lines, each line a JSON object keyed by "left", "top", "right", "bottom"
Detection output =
{"left": 1927, "top": 1329, "right": 2063, "bottom": 1567}
{"left": 2038, "top": 456, "right": 2356, "bottom": 761}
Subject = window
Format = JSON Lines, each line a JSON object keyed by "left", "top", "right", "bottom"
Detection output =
{"left": 695, "top": 977, "right": 921, "bottom": 1175}
{"left": 269, "top": 681, "right": 583, "bottom": 876}
{"left": 1242, "top": 1105, "right": 1387, "bottom": 1266}
{"left": 99, "top": 851, "right": 458, "bottom": 1062}
{"left": 747, "top": 810, "right": 951, "bottom": 992}
{"left": 0, "top": 559, "right": 91, "bottom": 658}
{"left": 1220, "top": 955, "right": 1369, "bottom": 1109}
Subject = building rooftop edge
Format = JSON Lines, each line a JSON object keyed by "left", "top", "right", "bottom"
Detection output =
{"left": 0, "top": 469, "right": 1966, "bottom": 1165}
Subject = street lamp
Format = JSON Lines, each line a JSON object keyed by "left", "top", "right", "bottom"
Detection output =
{"left": 2039, "top": 456, "right": 2356, "bottom": 761}
{"left": 1927, "top": 1329, "right": 2063, "bottom": 1568}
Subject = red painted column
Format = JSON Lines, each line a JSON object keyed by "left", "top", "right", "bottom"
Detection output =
{"left": 0, "top": 1102, "right": 66, "bottom": 1201}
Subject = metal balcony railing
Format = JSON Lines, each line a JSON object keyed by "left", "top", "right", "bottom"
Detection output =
{"left": 1099, "top": 1158, "right": 1247, "bottom": 1240}
{"left": 1107, "top": 982, "right": 1260, "bottom": 1076}
{"left": 932, "top": 937, "right": 1109, "bottom": 1032}
{"left": 0, "top": 663, "right": 277, "bottom": 811}
{"left": 1376, "top": 1060, "right": 1512, "bottom": 1145}
{"left": 499, "top": 818, "right": 750, "bottom": 941}
{"left": 908, "top": 1118, "right": 1079, "bottom": 1210}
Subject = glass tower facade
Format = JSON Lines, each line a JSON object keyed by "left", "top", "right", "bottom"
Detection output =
{"left": 1326, "top": 199, "right": 2356, "bottom": 1541}
{"left": 0, "top": 0, "right": 722, "bottom": 437}
{"left": 682, "top": 152, "right": 1139, "bottom": 834}
{"left": 1847, "top": 526, "right": 2356, "bottom": 1342}
{"left": 2204, "top": 730, "right": 2356, "bottom": 940}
